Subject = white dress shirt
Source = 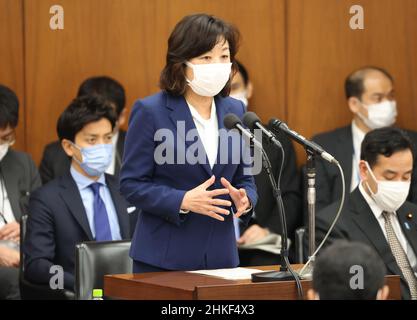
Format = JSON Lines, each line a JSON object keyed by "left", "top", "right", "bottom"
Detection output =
{"left": 181, "top": 100, "right": 251, "bottom": 218}
{"left": 105, "top": 130, "right": 119, "bottom": 175}
{"left": 351, "top": 121, "right": 366, "bottom": 191}
{"left": 70, "top": 166, "right": 121, "bottom": 240}
{"left": 358, "top": 182, "right": 417, "bottom": 276}
{"left": 186, "top": 99, "right": 218, "bottom": 169}
{"left": 179, "top": 100, "right": 219, "bottom": 215}
{"left": 0, "top": 178, "right": 16, "bottom": 229}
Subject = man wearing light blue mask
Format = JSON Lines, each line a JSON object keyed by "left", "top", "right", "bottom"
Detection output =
{"left": 23, "top": 95, "right": 136, "bottom": 293}
{"left": 39, "top": 76, "right": 128, "bottom": 184}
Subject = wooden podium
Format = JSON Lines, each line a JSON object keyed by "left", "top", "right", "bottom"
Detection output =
{"left": 104, "top": 265, "right": 402, "bottom": 300}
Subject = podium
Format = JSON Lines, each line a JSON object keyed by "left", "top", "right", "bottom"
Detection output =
{"left": 103, "top": 265, "right": 402, "bottom": 300}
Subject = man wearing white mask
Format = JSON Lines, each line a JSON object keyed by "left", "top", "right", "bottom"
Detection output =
{"left": 311, "top": 127, "right": 417, "bottom": 300}
{"left": 309, "top": 66, "right": 417, "bottom": 214}
{"left": 229, "top": 60, "right": 253, "bottom": 109}
{"left": 0, "top": 84, "right": 41, "bottom": 299}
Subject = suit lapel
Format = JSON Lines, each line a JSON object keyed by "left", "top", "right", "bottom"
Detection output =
{"left": 212, "top": 96, "right": 232, "bottom": 178}
{"left": 397, "top": 205, "right": 417, "bottom": 257}
{"left": 337, "top": 126, "right": 354, "bottom": 190}
{"left": 349, "top": 188, "right": 401, "bottom": 275}
{"left": 166, "top": 93, "right": 212, "bottom": 177}
{"left": 59, "top": 173, "right": 94, "bottom": 240}
{"left": 0, "top": 153, "right": 23, "bottom": 220}
{"left": 105, "top": 174, "right": 129, "bottom": 239}
{"left": 114, "top": 130, "right": 126, "bottom": 176}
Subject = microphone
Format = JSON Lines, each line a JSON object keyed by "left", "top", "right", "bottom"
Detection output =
{"left": 269, "top": 118, "right": 339, "bottom": 165}
{"left": 243, "top": 112, "right": 282, "bottom": 148}
{"left": 223, "top": 113, "right": 262, "bottom": 149}
{"left": 224, "top": 112, "right": 296, "bottom": 284}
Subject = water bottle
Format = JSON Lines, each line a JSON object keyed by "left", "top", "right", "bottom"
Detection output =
{"left": 92, "top": 289, "right": 104, "bottom": 300}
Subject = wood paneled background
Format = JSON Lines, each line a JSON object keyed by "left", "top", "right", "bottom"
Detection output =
{"left": 286, "top": 0, "right": 417, "bottom": 162}
{"left": 0, "top": 0, "right": 25, "bottom": 150}
{"left": 1, "top": 0, "right": 417, "bottom": 166}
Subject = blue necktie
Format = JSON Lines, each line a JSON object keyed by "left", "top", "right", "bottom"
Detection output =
{"left": 89, "top": 182, "right": 112, "bottom": 241}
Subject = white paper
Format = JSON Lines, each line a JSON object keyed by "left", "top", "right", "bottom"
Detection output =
{"left": 187, "top": 267, "right": 270, "bottom": 280}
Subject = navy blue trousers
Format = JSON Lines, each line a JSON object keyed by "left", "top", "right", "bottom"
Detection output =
{"left": 132, "top": 260, "right": 169, "bottom": 273}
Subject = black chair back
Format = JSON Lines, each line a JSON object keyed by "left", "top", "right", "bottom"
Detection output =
{"left": 75, "top": 240, "right": 131, "bottom": 300}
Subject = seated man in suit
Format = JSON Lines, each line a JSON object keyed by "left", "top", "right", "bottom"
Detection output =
{"left": 23, "top": 95, "right": 135, "bottom": 292}
{"left": 0, "top": 84, "right": 42, "bottom": 299}
{"left": 308, "top": 241, "right": 389, "bottom": 300}
{"left": 310, "top": 66, "right": 417, "bottom": 216}
{"left": 311, "top": 127, "right": 417, "bottom": 299}
{"left": 230, "top": 61, "right": 302, "bottom": 266}
{"left": 39, "top": 76, "right": 128, "bottom": 184}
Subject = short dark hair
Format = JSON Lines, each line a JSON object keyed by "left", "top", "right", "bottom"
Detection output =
{"left": 360, "top": 127, "right": 414, "bottom": 168}
{"left": 77, "top": 76, "right": 126, "bottom": 116}
{"left": 160, "top": 13, "right": 240, "bottom": 97}
{"left": 57, "top": 95, "right": 117, "bottom": 142}
{"left": 313, "top": 241, "right": 386, "bottom": 300}
{"left": 0, "top": 84, "right": 19, "bottom": 129}
{"left": 235, "top": 60, "right": 249, "bottom": 86}
{"left": 345, "top": 66, "right": 394, "bottom": 100}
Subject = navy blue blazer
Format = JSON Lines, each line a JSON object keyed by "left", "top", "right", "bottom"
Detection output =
{"left": 23, "top": 172, "right": 136, "bottom": 290}
{"left": 120, "top": 91, "right": 258, "bottom": 271}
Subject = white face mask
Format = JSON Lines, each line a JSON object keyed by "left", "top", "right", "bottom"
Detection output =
{"left": 365, "top": 161, "right": 410, "bottom": 212}
{"left": 357, "top": 100, "right": 397, "bottom": 130}
{"left": 186, "top": 62, "right": 232, "bottom": 97}
{"left": 0, "top": 143, "right": 9, "bottom": 161}
{"left": 230, "top": 91, "right": 248, "bottom": 109}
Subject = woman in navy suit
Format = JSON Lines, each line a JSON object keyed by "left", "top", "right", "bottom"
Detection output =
{"left": 120, "top": 14, "right": 258, "bottom": 273}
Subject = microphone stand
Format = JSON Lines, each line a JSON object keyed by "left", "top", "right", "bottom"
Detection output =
{"left": 297, "top": 150, "right": 317, "bottom": 279}
{"left": 307, "top": 151, "right": 316, "bottom": 258}
{"left": 251, "top": 144, "right": 293, "bottom": 282}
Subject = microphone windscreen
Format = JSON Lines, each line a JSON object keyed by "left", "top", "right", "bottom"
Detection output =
{"left": 223, "top": 113, "right": 242, "bottom": 130}
{"left": 243, "top": 112, "right": 261, "bottom": 130}
{"left": 268, "top": 117, "right": 281, "bottom": 128}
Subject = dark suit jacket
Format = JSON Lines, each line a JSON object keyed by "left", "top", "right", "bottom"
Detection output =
{"left": 308, "top": 188, "right": 417, "bottom": 299}
{"left": 0, "top": 149, "right": 41, "bottom": 220}
{"left": 249, "top": 125, "right": 302, "bottom": 240}
{"left": 309, "top": 125, "right": 417, "bottom": 216}
{"left": 23, "top": 172, "right": 137, "bottom": 290}
{"left": 39, "top": 130, "right": 126, "bottom": 184}
{"left": 121, "top": 91, "right": 257, "bottom": 271}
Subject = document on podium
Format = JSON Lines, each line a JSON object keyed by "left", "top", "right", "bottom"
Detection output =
{"left": 187, "top": 267, "right": 272, "bottom": 280}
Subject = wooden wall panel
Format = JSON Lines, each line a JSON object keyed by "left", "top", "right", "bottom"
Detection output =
{"left": 23, "top": 0, "right": 286, "bottom": 164}
{"left": 287, "top": 0, "right": 417, "bottom": 165}
{"left": 11, "top": 0, "right": 417, "bottom": 167}
{"left": 0, "top": 0, "right": 25, "bottom": 151}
